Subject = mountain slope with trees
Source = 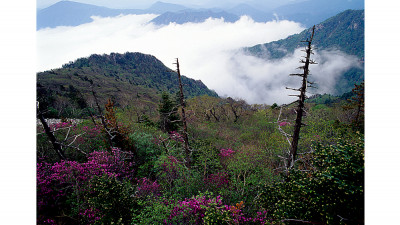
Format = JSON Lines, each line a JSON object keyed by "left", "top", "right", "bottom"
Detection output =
{"left": 37, "top": 52, "right": 218, "bottom": 118}
{"left": 246, "top": 9, "right": 364, "bottom": 94}
{"left": 270, "top": 0, "right": 364, "bottom": 27}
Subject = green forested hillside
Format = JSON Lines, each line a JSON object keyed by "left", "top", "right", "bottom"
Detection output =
{"left": 246, "top": 10, "right": 364, "bottom": 94}
{"left": 247, "top": 10, "right": 364, "bottom": 59}
{"left": 37, "top": 52, "right": 218, "bottom": 118}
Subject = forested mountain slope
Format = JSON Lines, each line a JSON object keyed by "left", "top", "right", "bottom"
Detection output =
{"left": 37, "top": 52, "right": 217, "bottom": 117}
{"left": 246, "top": 9, "right": 364, "bottom": 94}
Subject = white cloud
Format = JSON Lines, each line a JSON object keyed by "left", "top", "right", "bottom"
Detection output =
{"left": 37, "top": 14, "right": 360, "bottom": 104}
{"left": 221, "top": 48, "right": 361, "bottom": 104}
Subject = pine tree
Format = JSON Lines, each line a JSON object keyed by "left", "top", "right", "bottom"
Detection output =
{"left": 158, "top": 92, "right": 180, "bottom": 133}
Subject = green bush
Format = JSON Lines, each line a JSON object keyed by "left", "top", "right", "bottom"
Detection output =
{"left": 129, "top": 131, "right": 163, "bottom": 178}
{"left": 76, "top": 174, "right": 136, "bottom": 224}
{"left": 259, "top": 137, "right": 364, "bottom": 224}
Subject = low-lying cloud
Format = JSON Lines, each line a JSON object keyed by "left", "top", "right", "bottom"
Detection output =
{"left": 37, "top": 14, "right": 360, "bottom": 104}
{"left": 223, "top": 48, "right": 361, "bottom": 104}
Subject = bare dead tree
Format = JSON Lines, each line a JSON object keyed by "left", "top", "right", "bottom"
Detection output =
{"left": 174, "top": 58, "right": 191, "bottom": 167}
{"left": 37, "top": 102, "right": 88, "bottom": 160}
{"left": 90, "top": 85, "right": 114, "bottom": 148}
{"left": 286, "top": 25, "right": 317, "bottom": 169}
{"left": 37, "top": 102, "right": 67, "bottom": 160}
{"left": 77, "top": 90, "right": 97, "bottom": 126}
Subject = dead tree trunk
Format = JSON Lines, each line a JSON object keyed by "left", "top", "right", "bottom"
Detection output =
{"left": 287, "top": 25, "right": 317, "bottom": 169}
{"left": 174, "top": 58, "right": 191, "bottom": 167}
{"left": 91, "top": 86, "right": 114, "bottom": 148}
{"left": 37, "top": 102, "right": 66, "bottom": 161}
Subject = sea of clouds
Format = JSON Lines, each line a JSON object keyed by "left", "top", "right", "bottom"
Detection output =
{"left": 37, "top": 14, "right": 360, "bottom": 104}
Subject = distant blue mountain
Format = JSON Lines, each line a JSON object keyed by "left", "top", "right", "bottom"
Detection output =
{"left": 269, "top": 0, "right": 364, "bottom": 26}
{"left": 226, "top": 3, "right": 272, "bottom": 22}
{"left": 37, "top": 0, "right": 365, "bottom": 30}
{"left": 37, "top": 1, "right": 145, "bottom": 30}
{"left": 37, "top": 1, "right": 189, "bottom": 30}
{"left": 146, "top": 1, "right": 188, "bottom": 14}
{"left": 150, "top": 9, "right": 239, "bottom": 25}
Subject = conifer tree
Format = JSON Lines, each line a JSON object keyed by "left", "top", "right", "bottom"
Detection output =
{"left": 344, "top": 81, "right": 364, "bottom": 131}
{"left": 158, "top": 92, "right": 180, "bottom": 133}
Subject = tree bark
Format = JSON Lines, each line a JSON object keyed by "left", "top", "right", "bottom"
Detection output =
{"left": 175, "top": 58, "right": 191, "bottom": 167}
{"left": 37, "top": 102, "right": 66, "bottom": 161}
{"left": 288, "top": 25, "right": 316, "bottom": 169}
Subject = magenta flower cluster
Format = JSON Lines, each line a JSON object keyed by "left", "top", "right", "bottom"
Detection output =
{"left": 279, "top": 121, "right": 291, "bottom": 126}
{"left": 167, "top": 195, "right": 223, "bottom": 224}
{"left": 164, "top": 195, "right": 270, "bottom": 224}
{"left": 82, "top": 125, "right": 102, "bottom": 135}
{"left": 204, "top": 172, "right": 230, "bottom": 188}
{"left": 37, "top": 148, "right": 135, "bottom": 220}
{"left": 49, "top": 121, "right": 73, "bottom": 130}
{"left": 169, "top": 131, "right": 184, "bottom": 143}
{"left": 161, "top": 156, "right": 180, "bottom": 180}
{"left": 219, "top": 148, "right": 235, "bottom": 158}
{"left": 78, "top": 207, "right": 102, "bottom": 224}
{"left": 136, "top": 177, "right": 161, "bottom": 197}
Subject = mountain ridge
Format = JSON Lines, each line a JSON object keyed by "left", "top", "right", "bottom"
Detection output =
{"left": 37, "top": 52, "right": 218, "bottom": 118}
{"left": 150, "top": 9, "right": 239, "bottom": 25}
{"left": 246, "top": 9, "right": 364, "bottom": 95}
{"left": 37, "top": 0, "right": 364, "bottom": 30}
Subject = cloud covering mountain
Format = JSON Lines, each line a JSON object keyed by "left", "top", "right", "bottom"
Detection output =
{"left": 37, "top": 14, "right": 360, "bottom": 104}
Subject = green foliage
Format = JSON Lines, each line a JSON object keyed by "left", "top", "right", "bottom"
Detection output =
{"left": 270, "top": 103, "right": 279, "bottom": 109}
{"left": 224, "top": 145, "right": 278, "bottom": 206}
{"left": 258, "top": 137, "right": 364, "bottom": 224}
{"left": 131, "top": 196, "right": 175, "bottom": 224}
{"left": 129, "top": 131, "right": 163, "bottom": 178}
{"left": 158, "top": 92, "right": 181, "bottom": 132}
{"left": 77, "top": 174, "right": 136, "bottom": 224}
{"left": 203, "top": 203, "right": 231, "bottom": 225}
{"left": 343, "top": 82, "right": 364, "bottom": 132}
{"left": 191, "top": 140, "right": 223, "bottom": 177}
{"left": 37, "top": 81, "right": 364, "bottom": 224}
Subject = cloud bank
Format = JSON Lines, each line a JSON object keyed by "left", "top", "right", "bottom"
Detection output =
{"left": 37, "top": 14, "right": 360, "bottom": 104}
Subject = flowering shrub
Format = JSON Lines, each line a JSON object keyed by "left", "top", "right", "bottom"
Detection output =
{"left": 37, "top": 148, "right": 135, "bottom": 224}
{"left": 78, "top": 207, "right": 102, "bottom": 224}
{"left": 278, "top": 121, "right": 290, "bottom": 127}
{"left": 161, "top": 155, "right": 180, "bottom": 180}
{"left": 167, "top": 193, "right": 224, "bottom": 224}
{"left": 204, "top": 172, "right": 230, "bottom": 189}
{"left": 169, "top": 131, "right": 185, "bottom": 143}
{"left": 49, "top": 121, "right": 73, "bottom": 130}
{"left": 219, "top": 148, "right": 235, "bottom": 158}
{"left": 166, "top": 193, "right": 270, "bottom": 225}
{"left": 136, "top": 177, "right": 161, "bottom": 198}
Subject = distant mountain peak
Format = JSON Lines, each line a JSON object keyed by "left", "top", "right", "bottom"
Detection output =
{"left": 148, "top": 1, "right": 188, "bottom": 13}
{"left": 150, "top": 9, "right": 239, "bottom": 25}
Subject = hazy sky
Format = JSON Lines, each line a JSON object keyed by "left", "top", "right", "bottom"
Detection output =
{"left": 36, "top": 0, "right": 300, "bottom": 9}
{"left": 37, "top": 14, "right": 361, "bottom": 104}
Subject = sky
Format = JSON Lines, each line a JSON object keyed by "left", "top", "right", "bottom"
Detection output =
{"left": 36, "top": 0, "right": 299, "bottom": 9}
{"left": 37, "top": 13, "right": 361, "bottom": 104}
